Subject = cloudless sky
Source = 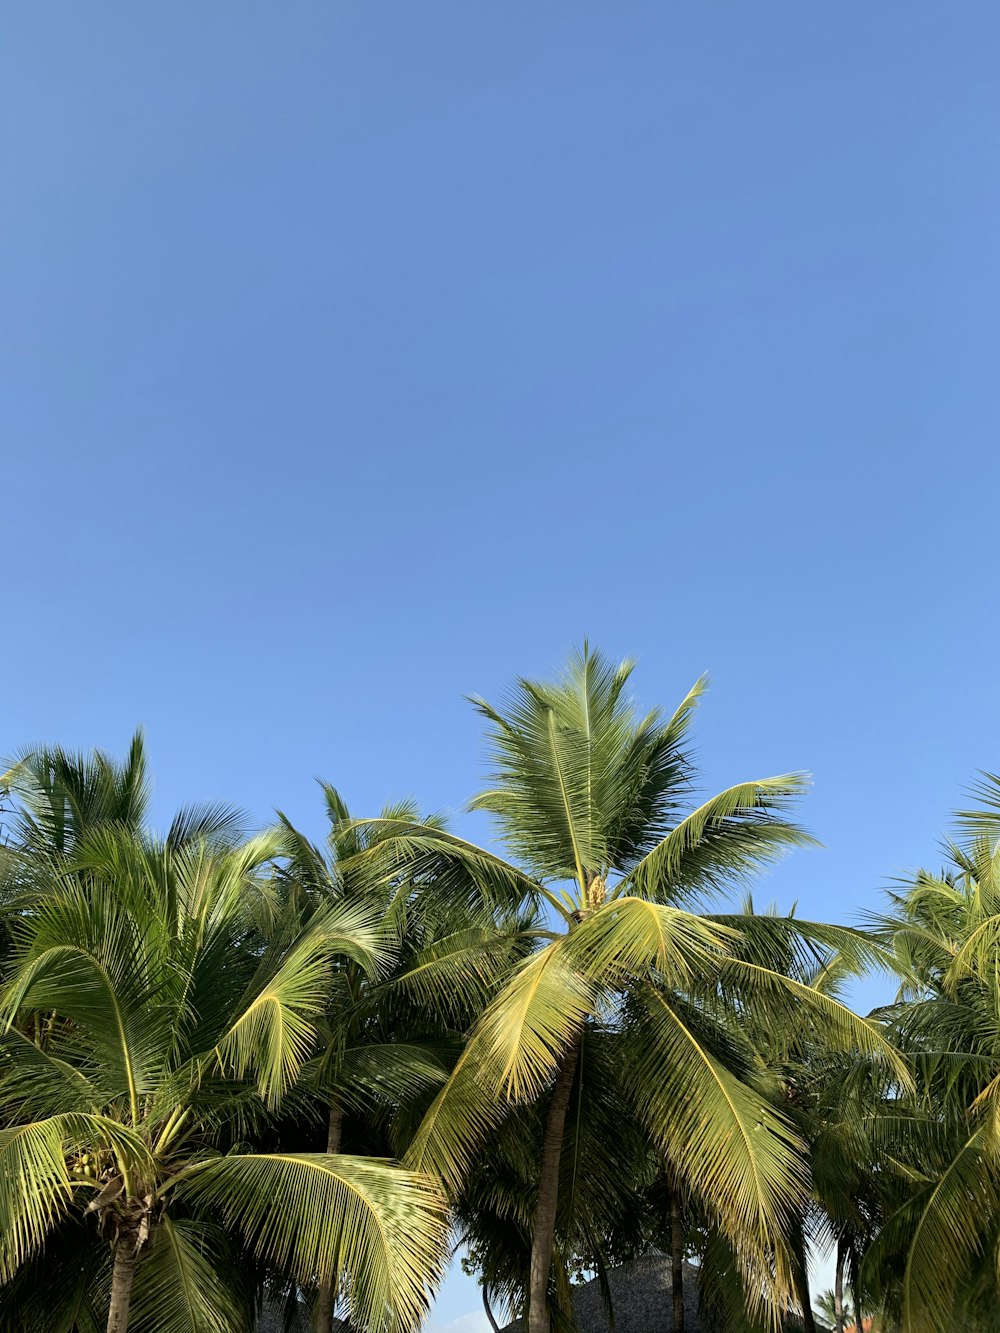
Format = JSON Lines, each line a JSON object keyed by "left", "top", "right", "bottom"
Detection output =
{"left": 4, "top": 2, "right": 1000, "bottom": 1322}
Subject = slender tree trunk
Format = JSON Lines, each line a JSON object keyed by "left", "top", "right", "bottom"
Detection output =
{"left": 669, "top": 1192, "right": 684, "bottom": 1333}
{"left": 833, "top": 1239, "right": 846, "bottom": 1333}
{"left": 793, "top": 1259, "right": 816, "bottom": 1333}
{"left": 314, "top": 1103, "right": 345, "bottom": 1333}
{"left": 106, "top": 1244, "right": 139, "bottom": 1333}
{"left": 527, "top": 1039, "right": 581, "bottom": 1333}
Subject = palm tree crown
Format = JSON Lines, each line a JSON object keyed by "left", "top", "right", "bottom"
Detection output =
{"left": 867, "top": 774, "right": 1000, "bottom": 1331}
{"left": 347, "top": 647, "right": 902, "bottom": 1333}
{"left": 0, "top": 806, "right": 448, "bottom": 1333}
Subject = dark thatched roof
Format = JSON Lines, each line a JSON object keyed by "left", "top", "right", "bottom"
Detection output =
{"left": 256, "top": 1301, "right": 311, "bottom": 1333}
{"left": 566, "top": 1255, "right": 703, "bottom": 1333}
{"left": 503, "top": 1254, "right": 828, "bottom": 1333}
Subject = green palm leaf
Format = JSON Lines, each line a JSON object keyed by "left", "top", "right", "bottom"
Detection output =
{"left": 472, "top": 943, "right": 597, "bottom": 1101}
{"left": 567, "top": 897, "right": 736, "bottom": 988}
{"left": 339, "top": 822, "right": 546, "bottom": 915}
{"left": 716, "top": 956, "right": 911, "bottom": 1083}
{"left": 885, "top": 1125, "right": 997, "bottom": 1332}
{"left": 128, "top": 1219, "right": 248, "bottom": 1333}
{"left": 178, "top": 1154, "right": 448, "bottom": 1333}
{"left": 619, "top": 776, "right": 816, "bottom": 905}
{"left": 403, "top": 945, "right": 596, "bottom": 1190}
{"left": 0, "top": 1113, "right": 151, "bottom": 1279}
{"left": 622, "top": 989, "right": 808, "bottom": 1309}
{"left": 215, "top": 902, "right": 382, "bottom": 1107}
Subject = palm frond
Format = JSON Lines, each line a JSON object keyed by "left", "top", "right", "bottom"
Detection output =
{"left": 623, "top": 988, "right": 808, "bottom": 1313}
{"left": 619, "top": 776, "right": 816, "bottom": 906}
{"left": 338, "top": 822, "right": 544, "bottom": 915}
{"left": 128, "top": 1218, "right": 250, "bottom": 1333}
{"left": 567, "top": 897, "right": 735, "bottom": 989}
{"left": 471, "top": 943, "right": 598, "bottom": 1102}
{"left": 334, "top": 1042, "right": 451, "bottom": 1111}
{"left": 1, "top": 907, "right": 157, "bottom": 1119}
{"left": 178, "top": 1154, "right": 448, "bottom": 1333}
{"left": 953, "top": 772, "right": 1000, "bottom": 845}
{"left": 871, "top": 1125, "right": 997, "bottom": 1332}
{"left": 216, "top": 905, "right": 379, "bottom": 1107}
{"left": 381, "top": 923, "right": 525, "bottom": 1023}
{"left": 0, "top": 1113, "right": 151, "bottom": 1280}
{"left": 0, "top": 1028, "right": 98, "bottom": 1117}
{"left": 404, "top": 1043, "right": 510, "bottom": 1192}
{"left": 715, "top": 957, "right": 911, "bottom": 1085}
{"left": 166, "top": 803, "right": 246, "bottom": 851}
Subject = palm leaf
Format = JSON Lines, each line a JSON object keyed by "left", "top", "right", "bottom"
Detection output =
{"left": 338, "top": 822, "right": 547, "bottom": 915}
{"left": 471, "top": 943, "right": 598, "bottom": 1102}
{"left": 405, "top": 943, "right": 596, "bottom": 1189}
{"left": 178, "top": 1154, "right": 448, "bottom": 1333}
{"left": 619, "top": 776, "right": 816, "bottom": 905}
{"left": 714, "top": 956, "right": 911, "bottom": 1085}
{"left": 874, "top": 1124, "right": 998, "bottom": 1332}
{"left": 566, "top": 897, "right": 736, "bottom": 989}
{"left": 128, "top": 1219, "right": 249, "bottom": 1333}
{"left": 622, "top": 988, "right": 808, "bottom": 1312}
{"left": 216, "top": 936, "right": 337, "bottom": 1107}
{"left": 0, "top": 1113, "right": 150, "bottom": 1280}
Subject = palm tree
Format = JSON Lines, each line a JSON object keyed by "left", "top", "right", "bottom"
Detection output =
{"left": 704, "top": 910, "right": 903, "bottom": 1333}
{"left": 277, "top": 785, "right": 531, "bottom": 1332}
{"left": 815, "top": 1283, "right": 857, "bottom": 1332}
{"left": 454, "top": 1023, "right": 656, "bottom": 1333}
{"left": 344, "top": 648, "right": 903, "bottom": 1333}
{"left": 1, "top": 733, "right": 156, "bottom": 970}
{"left": 1, "top": 732, "right": 152, "bottom": 854}
{"left": 0, "top": 820, "right": 448, "bottom": 1333}
{"left": 864, "top": 773, "right": 1000, "bottom": 1331}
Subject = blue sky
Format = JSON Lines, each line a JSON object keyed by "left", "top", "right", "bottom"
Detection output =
{"left": 5, "top": 1, "right": 1000, "bottom": 1321}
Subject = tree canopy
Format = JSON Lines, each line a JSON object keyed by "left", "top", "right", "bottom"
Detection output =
{"left": 0, "top": 650, "right": 996, "bottom": 1333}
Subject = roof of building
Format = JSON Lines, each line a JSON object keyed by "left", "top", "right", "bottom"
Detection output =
{"left": 503, "top": 1254, "right": 829, "bottom": 1333}
{"left": 256, "top": 1301, "right": 310, "bottom": 1333}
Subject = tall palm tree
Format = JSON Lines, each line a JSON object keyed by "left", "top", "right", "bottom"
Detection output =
{"left": 865, "top": 773, "right": 1000, "bottom": 1331}
{"left": 345, "top": 648, "right": 903, "bottom": 1333}
{"left": 277, "top": 786, "right": 531, "bottom": 1332}
{"left": 705, "top": 911, "right": 901, "bottom": 1333}
{"left": 814, "top": 1283, "right": 857, "bottom": 1333}
{"left": 0, "top": 822, "right": 448, "bottom": 1333}
{"left": 454, "top": 1022, "right": 655, "bottom": 1333}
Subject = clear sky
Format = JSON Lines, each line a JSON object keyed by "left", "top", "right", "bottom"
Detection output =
{"left": 4, "top": 2, "right": 1000, "bottom": 1323}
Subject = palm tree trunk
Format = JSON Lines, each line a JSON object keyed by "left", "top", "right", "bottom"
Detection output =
{"left": 793, "top": 1261, "right": 816, "bottom": 1333}
{"left": 669, "top": 1191, "right": 684, "bottom": 1333}
{"left": 314, "top": 1103, "right": 345, "bottom": 1333}
{"left": 833, "top": 1239, "right": 846, "bottom": 1333}
{"left": 527, "top": 1039, "right": 581, "bottom": 1333}
{"left": 107, "top": 1244, "right": 138, "bottom": 1333}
